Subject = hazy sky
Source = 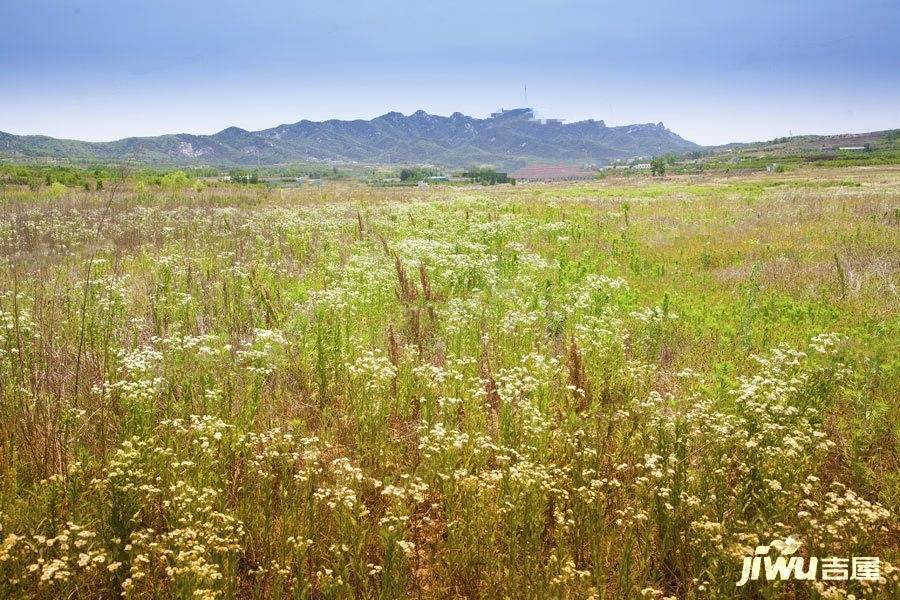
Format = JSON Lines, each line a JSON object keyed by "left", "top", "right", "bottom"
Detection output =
{"left": 2, "top": 0, "right": 898, "bottom": 145}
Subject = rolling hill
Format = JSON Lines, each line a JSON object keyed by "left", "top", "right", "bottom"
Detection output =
{"left": 0, "top": 108, "right": 699, "bottom": 169}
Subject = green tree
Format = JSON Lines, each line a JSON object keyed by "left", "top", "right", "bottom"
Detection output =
{"left": 650, "top": 157, "right": 666, "bottom": 176}
{"left": 399, "top": 166, "right": 439, "bottom": 182}
{"left": 463, "top": 166, "right": 510, "bottom": 185}
{"left": 229, "top": 170, "right": 259, "bottom": 184}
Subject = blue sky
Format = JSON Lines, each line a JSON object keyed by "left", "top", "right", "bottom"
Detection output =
{"left": 2, "top": 0, "right": 898, "bottom": 145}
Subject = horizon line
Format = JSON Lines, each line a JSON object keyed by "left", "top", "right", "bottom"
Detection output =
{"left": 2, "top": 107, "right": 896, "bottom": 148}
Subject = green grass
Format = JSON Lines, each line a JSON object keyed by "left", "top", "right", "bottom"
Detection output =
{"left": 0, "top": 166, "right": 897, "bottom": 598}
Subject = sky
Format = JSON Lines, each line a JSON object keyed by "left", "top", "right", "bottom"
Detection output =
{"left": 1, "top": 0, "right": 898, "bottom": 145}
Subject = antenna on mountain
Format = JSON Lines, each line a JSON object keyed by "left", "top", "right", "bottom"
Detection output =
{"left": 523, "top": 84, "right": 528, "bottom": 107}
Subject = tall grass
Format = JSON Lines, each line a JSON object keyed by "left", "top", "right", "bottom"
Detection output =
{"left": 0, "top": 169, "right": 897, "bottom": 598}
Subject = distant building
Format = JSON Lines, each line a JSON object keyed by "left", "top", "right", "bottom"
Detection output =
{"left": 632, "top": 163, "right": 651, "bottom": 170}
{"left": 490, "top": 107, "right": 534, "bottom": 118}
{"left": 838, "top": 146, "right": 867, "bottom": 151}
{"left": 490, "top": 107, "right": 568, "bottom": 125}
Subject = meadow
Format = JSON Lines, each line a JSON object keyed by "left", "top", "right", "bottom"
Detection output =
{"left": 0, "top": 166, "right": 897, "bottom": 599}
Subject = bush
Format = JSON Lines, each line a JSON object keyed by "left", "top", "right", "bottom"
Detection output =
{"left": 47, "top": 181, "right": 68, "bottom": 198}
{"left": 160, "top": 170, "right": 191, "bottom": 188}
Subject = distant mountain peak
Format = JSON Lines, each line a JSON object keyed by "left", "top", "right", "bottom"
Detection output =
{"left": 0, "top": 109, "right": 700, "bottom": 168}
{"left": 217, "top": 126, "right": 249, "bottom": 135}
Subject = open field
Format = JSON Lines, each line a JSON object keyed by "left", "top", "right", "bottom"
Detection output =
{"left": 0, "top": 166, "right": 898, "bottom": 598}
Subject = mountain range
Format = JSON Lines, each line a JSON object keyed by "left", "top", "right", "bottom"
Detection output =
{"left": 0, "top": 108, "right": 700, "bottom": 169}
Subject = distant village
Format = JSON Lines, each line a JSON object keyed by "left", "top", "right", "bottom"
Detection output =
{"left": 218, "top": 126, "right": 893, "bottom": 188}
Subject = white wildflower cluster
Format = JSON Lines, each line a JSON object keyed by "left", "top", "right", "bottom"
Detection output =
{"left": 348, "top": 349, "right": 397, "bottom": 392}
{"left": 93, "top": 346, "right": 165, "bottom": 407}
{"left": 494, "top": 365, "right": 550, "bottom": 437}
{"left": 0, "top": 292, "right": 37, "bottom": 337}
{"left": 809, "top": 332, "right": 844, "bottom": 354}
{"left": 0, "top": 293, "right": 38, "bottom": 365}
{"left": 154, "top": 330, "right": 224, "bottom": 358}
{"left": 574, "top": 310, "right": 626, "bottom": 359}
{"left": 398, "top": 237, "right": 499, "bottom": 291}
{"left": 629, "top": 305, "right": 678, "bottom": 323}
{"left": 418, "top": 422, "right": 471, "bottom": 461}
{"left": 443, "top": 297, "right": 482, "bottom": 335}
{"left": 90, "top": 273, "right": 132, "bottom": 312}
{"left": 313, "top": 458, "right": 378, "bottom": 515}
{"left": 236, "top": 427, "right": 322, "bottom": 482}
{"left": 162, "top": 414, "right": 234, "bottom": 452}
{"left": 0, "top": 522, "right": 108, "bottom": 589}
{"left": 508, "top": 242, "right": 556, "bottom": 272}
{"left": 571, "top": 274, "right": 629, "bottom": 313}
{"left": 537, "top": 220, "right": 571, "bottom": 236}
{"left": 500, "top": 308, "right": 542, "bottom": 335}
{"left": 119, "top": 483, "right": 245, "bottom": 598}
{"left": 306, "top": 286, "right": 353, "bottom": 313}
{"left": 236, "top": 328, "right": 287, "bottom": 376}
